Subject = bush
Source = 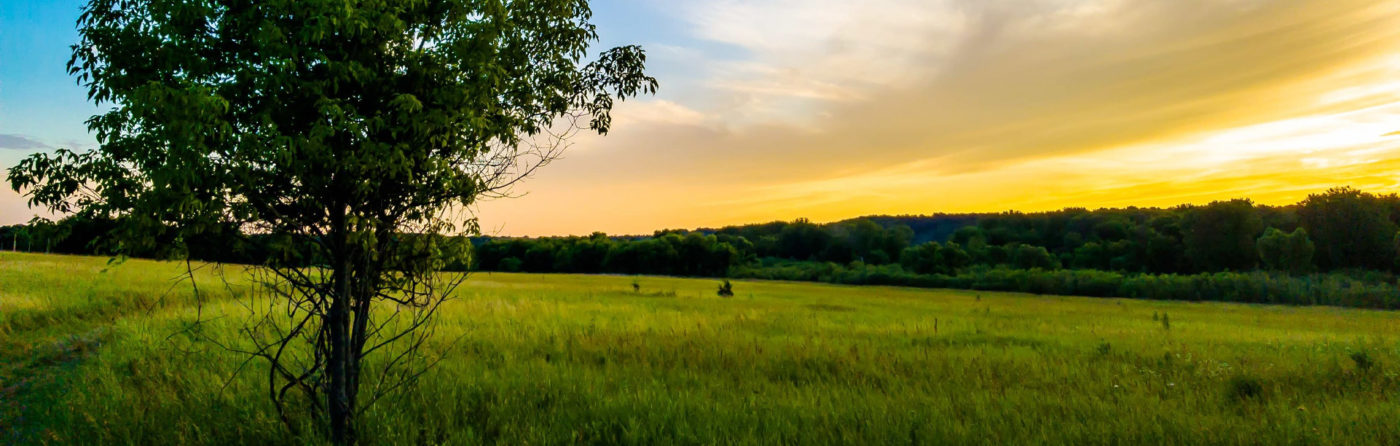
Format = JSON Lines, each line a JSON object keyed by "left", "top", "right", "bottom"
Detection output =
{"left": 1350, "top": 351, "right": 1375, "bottom": 371}
{"left": 717, "top": 280, "right": 734, "bottom": 297}
{"left": 1226, "top": 375, "right": 1264, "bottom": 402}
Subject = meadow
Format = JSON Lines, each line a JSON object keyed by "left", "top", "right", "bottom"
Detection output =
{"left": 3, "top": 251, "right": 1399, "bottom": 445}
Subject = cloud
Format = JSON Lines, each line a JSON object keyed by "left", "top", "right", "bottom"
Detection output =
{"left": 730, "top": 98, "right": 1400, "bottom": 218}
{"left": 613, "top": 100, "right": 710, "bottom": 129}
{"left": 0, "top": 134, "right": 50, "bottom": 150}
{"left": 674, "top": 0, "right": 968, "bottom": 122}
{"left": 589, "top": 0, "right": 1400, "bottom": 182}
{"left": 788, "top": 0, "right": 1400, "bottom": 171}
{"left": 473, "top": 0, "right": 1400, "bottom": 235}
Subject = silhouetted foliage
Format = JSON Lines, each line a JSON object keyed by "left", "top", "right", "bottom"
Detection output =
{"left": 6, "top": 0, "right": 656, "bottom": 443}
{"left": 1257, "top": 227, "right": 1314, "bottom": 274}
{"left": 14, "top": 188, "right": 1400, "bottom": 312}
{"left": 1298, "top": 187, "right": 1398, "bottom": 271}
{"left": 1184, "top": 199, "right": 1263, "bottom": 272}
{"left": 1010, "top": 244, "right": 1059, "bottom": 270}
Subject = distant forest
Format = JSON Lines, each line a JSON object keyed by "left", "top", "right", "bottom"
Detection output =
{"left": 471, "top": 186, "right": 1398, "bottom": 276}
{"left": 5, "top": 186, "right": 1400, "bottom": 308}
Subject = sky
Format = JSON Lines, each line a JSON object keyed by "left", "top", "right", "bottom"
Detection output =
{"left": 3, "top": 0, "right": 1400, "bottom": 235}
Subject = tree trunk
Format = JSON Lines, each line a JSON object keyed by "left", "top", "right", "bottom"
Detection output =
{"left": 328, "top": 232, "right": 356, "bottom": 445}
{"left": 348, "top": 270, "right": 373, "bottom": 427}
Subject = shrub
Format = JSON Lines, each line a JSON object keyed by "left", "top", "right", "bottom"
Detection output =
{"left": 717, "top": 280, "right": 734, "bottom": 297}
{"left": 1350, "top": 351, "right": 1375, "bottom": 371}
{"left": 1095, "top": 341, "right": 1111, "bottom": 356}
{"left": 1226, "top": 375, "right": 1264, "bottom": 402}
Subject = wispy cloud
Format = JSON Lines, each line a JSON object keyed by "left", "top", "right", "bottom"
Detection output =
{"left": 0, "top": 134, "right": 50, "bottom": 150}
{"left": 475, "top": 0, "right": 1400, "bottom": 235}
{"left": 673, "top": 0, "right": 968, "bottom": 122}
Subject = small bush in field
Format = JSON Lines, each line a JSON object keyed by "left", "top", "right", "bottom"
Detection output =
{"left": 1095, "top": 341, "right": 1111, "bottom": 356}
{"left": 1350, "top": 351, "right": 1375, "bottom": 371}
{"left": 717, "top": 280, "right": 734, "bottom": 297}
{"left": 1226, "top": 375, "right": 1263, "bottom": 402}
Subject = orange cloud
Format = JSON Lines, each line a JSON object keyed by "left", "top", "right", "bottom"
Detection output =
{"left": 476, "top": 0, "right": 1400, "bottom": 235}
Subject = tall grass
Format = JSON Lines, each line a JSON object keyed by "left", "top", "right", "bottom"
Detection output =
{"left": 4, "top": 252, "right": 1400, "bottom": 444}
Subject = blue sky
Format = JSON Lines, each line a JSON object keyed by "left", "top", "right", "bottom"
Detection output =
{"left": 0, "top": 0, "right": 717, "bottom": 224}
{"left": 4, "top": 1, "right": 1400, "bottom": 235}
{"left": 0, "top": 0, "right": 698, "bottom": 151}
{"left": 0, "top": 1, "right": 95, "bottom": 150}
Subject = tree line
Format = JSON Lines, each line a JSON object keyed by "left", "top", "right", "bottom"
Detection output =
{"left": 6, "top": 186, "right": 1400, "bottom": 283}
{"left": 468, "top": 186, "right": 1400, "bottom": 276}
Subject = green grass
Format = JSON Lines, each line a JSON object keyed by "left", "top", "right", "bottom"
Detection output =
{"left": 3, "top": 251, "right": 1400, "bottom": 445}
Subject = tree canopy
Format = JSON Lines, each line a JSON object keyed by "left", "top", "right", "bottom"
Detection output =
{"left": 1299, "top": 187, "right": 1397, "bottom": 270}
{"left": 8, "top": 0, "right": 655, "bottom": 443}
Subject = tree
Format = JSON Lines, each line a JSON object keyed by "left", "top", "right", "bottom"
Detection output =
{"left": 1183, "top": 199, "right": 1263, "bottom": 271}
{"left": 1071, "top": 241, "right": 1109, "bottom": 270}
{"left": 899, "top": 241, "right": 943, "bottom": 274}
{"left": 1394, "top": 231, "right": 1400, "bottom": 270}
{"left": 1298, "top": 187, "right": 1397, "bottom": 270}
{"left": 8, "top": 1, "right": 655, "bottom": 443}
{"left": 1092, "top": 217, "right": 1131, "bottom": 241}
{"left": 777, "top": 219, "right": 830, "bottom": 260}
{"left": 939, "top": 241, "right": 972, "bottom": 272}
{"left": 821, "top": 219, "right": 908, "bottom": 264}
{"left": 1143, "top": 214, "right": 1185, "bottom": 273}
{"left": 1256, "top": 227, "right": 1314, "bottom": 274}
{"left": 498, "top": 256, "right": 524, "bottom": 273}
{"left": 523, "top": 240, "right": 559, "bottom": 272}
{"left": 25, "top": 217, "right": 66, "bottom": 254}
{"left": 1010, "top": 244, "right": 1059, "bottom": 270}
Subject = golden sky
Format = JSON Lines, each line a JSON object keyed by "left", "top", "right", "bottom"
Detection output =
{"left": 4, "top": 0, "right": 1400, "bottom": 235}
{"left": 474, "top": 0, "right": 1400, "bottom": 235}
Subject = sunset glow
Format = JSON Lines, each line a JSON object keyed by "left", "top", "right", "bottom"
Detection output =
{"left": 5, "top": 0, "right": 1400, "bottom": 235}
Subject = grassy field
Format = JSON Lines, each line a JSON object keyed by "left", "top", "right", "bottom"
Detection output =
{"left": 3, "top": 251, "right": 1399, "bottom": 445}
